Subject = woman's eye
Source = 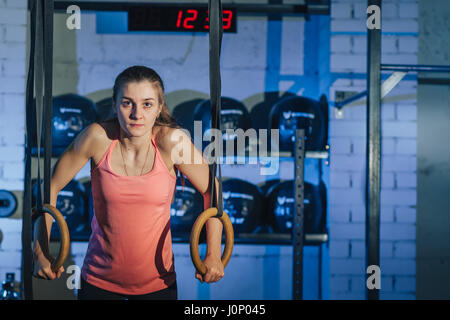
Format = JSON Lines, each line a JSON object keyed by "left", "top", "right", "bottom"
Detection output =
{"left": 144, "top": 103, "right": 153, "bottom": 108}
{"left": 121, "top": 101, "right": 131, "bottom": 107}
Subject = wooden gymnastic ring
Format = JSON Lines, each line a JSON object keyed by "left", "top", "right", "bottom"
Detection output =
{"left": 190, "top": 207, "right": 234, "bottom": 275}
{"left": 32, "top": 204, "right": 70, "bottom": 273}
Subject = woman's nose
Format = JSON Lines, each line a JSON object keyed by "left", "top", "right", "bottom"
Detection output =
{"left": 130, "top": 106, "right": 143, "bottom": 119}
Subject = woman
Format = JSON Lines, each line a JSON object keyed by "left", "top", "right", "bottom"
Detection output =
{"left": 33, "top": 66, "right": 225, "bottom": 300}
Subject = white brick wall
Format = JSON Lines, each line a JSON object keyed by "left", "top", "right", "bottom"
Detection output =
{"left": 0, "top": 8, "right": 27, "bottom": 25}
{"left": 330, "top": 240, "right": 350, "bottom": 257}
{"left": 330, "top": 205, "right": 351, "bottom": 223}
{"left": 329, "top": 0, "right": 417, "bottom": 299}
{"left": 331, "top": 3, "right": 352, "bottom": 19}
{"left": 0, "top": 1, "right": 27, "bottom": 285}
{"left": 5, "top": 0, "right": 27, "bottom": 9}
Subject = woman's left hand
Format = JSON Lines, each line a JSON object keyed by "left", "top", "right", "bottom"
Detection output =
{"left": 195, "top": 254, "right": 224, "bottom": 283}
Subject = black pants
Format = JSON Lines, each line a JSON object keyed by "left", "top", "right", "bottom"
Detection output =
{"left": 78, "top": 277, "right": 178, "bottom": 300}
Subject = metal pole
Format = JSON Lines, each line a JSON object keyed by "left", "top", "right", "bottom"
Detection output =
{"left": 366, "top": 0, "right": 381, "bottom": 301}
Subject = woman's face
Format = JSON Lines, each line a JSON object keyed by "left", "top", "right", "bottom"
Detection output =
{"left": 114, "top": 80, "right": 162, "bottom": 138}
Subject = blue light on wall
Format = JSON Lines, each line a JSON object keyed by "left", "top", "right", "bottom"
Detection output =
{"left": 96, "top": 12, "right": 128, "bottom": 33}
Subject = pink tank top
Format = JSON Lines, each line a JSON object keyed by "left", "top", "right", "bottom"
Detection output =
{"left": 81, "top": 132, "right": 177, "bottom": 295}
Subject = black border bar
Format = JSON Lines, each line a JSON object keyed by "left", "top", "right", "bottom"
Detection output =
{"left": 44, "top": 0, "right": 330, "bottom": 15}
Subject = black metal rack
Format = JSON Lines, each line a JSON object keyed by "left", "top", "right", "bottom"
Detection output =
{"left": 293, "top": 129, "right": 306, "bottom": 300}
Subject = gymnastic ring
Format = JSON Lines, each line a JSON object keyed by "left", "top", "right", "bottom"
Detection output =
{"left": 190, "top": 207, "right": 234, "bottom": 275}
{"left": 32, "top": 204, "right": 70, "bottom": 273}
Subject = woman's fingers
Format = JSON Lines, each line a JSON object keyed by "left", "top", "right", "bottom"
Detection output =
{"left": 44, "top": 267, "right": 57, "bottom": 280}
{"left": 195, "top": 265, "right": 225, "bottom": 283}
{"left": 204, "top": 268, "right": 224, "bottom": 283}
{"left": 35, "top": 265, "right": 59, "bottom": 280}
{"left": 36, "top": 268, "right": 54, "bottom": 280}
{"left": 56, "top": 266, "right": 65, "bottom": 278}
{"left": 33, "top": 252, "right": 63, "bottom": 280}
{"left": 36, "top": 269, "right": 47, "bottom": 280}
{"left": 195, "top": 272, "right": 204, "bottom": 283}
{"left": 35, "top": 266, "right": 64, "bottom": 280}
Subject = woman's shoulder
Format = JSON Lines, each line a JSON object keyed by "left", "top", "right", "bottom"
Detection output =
{"left": 78, "top": 119, "right": 118, "bottom": 156}
{"left": 85, "top": 119, "right": 118, "bottom": 142}
{"left": 155, "top": 125, "right": 190, "bottom": 153}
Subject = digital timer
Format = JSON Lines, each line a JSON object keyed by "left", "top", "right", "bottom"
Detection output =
{"left": 128, "top": 6, "right": 237, "bottom": 33}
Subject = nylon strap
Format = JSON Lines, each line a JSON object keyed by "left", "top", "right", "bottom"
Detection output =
{"left": 43, "top": 0, "right": 54, "bottom": 205}
{"left": 35, "top": 0, "right": 44, "bottom": 211}
{"left": 22, "top": 0, "right": 54, "bottom": 300}
{"left": 22, "top": 0, "right": 37, "bottom": 300}
{"left": 208, "top": 0, "right": 224, "bottom": 218}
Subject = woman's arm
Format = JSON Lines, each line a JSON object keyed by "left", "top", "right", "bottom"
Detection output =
{"left": 202, "top": 177, "right": 224, "bottom": 259}
{"left": 33, "top": 123, "right": 102, "bottom": 279}
{"left": 165, "top": 128, "right": 225, "bottom": 283}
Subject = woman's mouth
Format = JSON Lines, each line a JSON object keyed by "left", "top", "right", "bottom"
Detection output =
{"left": 130, "top": 124, "right": 144, "bottom": 128}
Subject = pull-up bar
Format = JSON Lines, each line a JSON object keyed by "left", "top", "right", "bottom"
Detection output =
{"left": 381, "top": 64, "right": 450, "bottom": 73}
{"left": 334, "top": 64, "right": 450, "bottom": 109}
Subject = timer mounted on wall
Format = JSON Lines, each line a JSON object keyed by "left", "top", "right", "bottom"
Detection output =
{"left": 128, "top": 5, "right": 237, "bottom": 33}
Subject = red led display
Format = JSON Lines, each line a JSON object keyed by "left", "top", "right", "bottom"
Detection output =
{"left": 129, "top": 6, "right": 237, "bottom": 33}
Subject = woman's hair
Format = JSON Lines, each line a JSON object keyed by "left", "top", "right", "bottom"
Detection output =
{"left": 112, "top": 65, "right": 185, "bottom": 188}
{"left": 112, "top": 65, "right": 179, "bottom": 129}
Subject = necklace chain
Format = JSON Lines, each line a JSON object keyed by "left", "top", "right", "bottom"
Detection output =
{"left": 119, "top": 136, "right": 152, "bottom": 176}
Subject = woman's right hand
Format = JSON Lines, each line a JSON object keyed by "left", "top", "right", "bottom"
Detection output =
{"left": 33, "top": 251, "right": 64, "bottom": 280}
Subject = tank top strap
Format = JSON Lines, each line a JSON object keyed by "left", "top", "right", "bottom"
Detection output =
{"left": 150, "top": 130, "right": 174, "bottom": 179}
{"left": 150, "top": 131, "right": 163, "bottom": 170}
{"left": 150, "top": 131, "right": 157, "bottom": 147}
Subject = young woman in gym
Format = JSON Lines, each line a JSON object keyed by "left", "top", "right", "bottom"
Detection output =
{"left": 32, "top": 65, "right": 225, "bottom": 300}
